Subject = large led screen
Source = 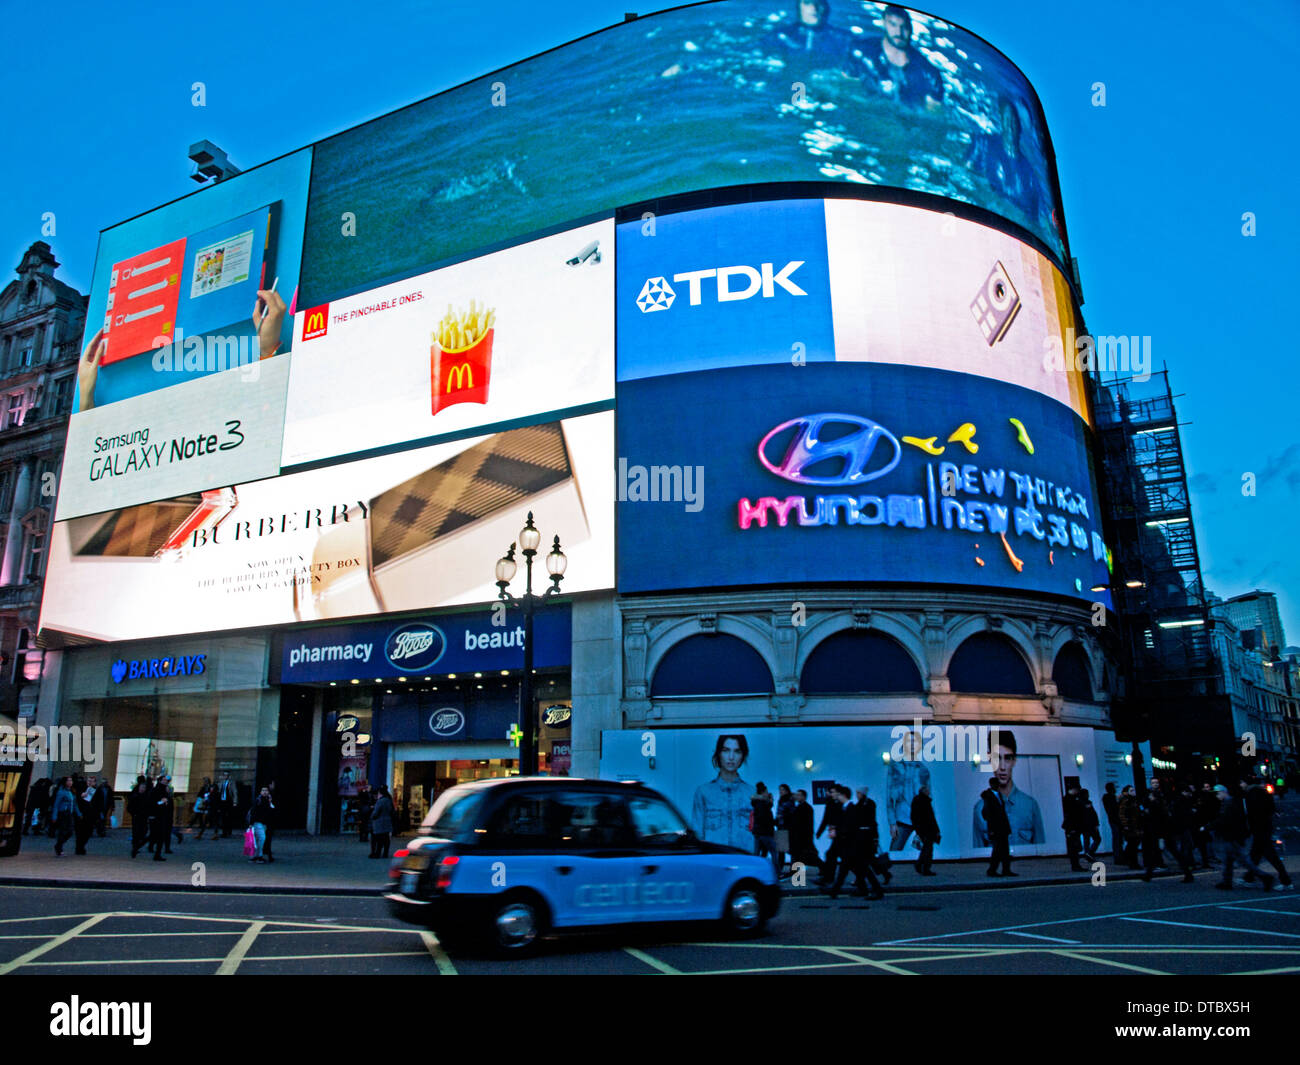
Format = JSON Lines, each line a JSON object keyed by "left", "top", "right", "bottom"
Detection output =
{"left": 57, "top": 150, "right": 313, "bottom": 521}
{"left": 617, "top": 197, "right": 1090, "bottom": 420}
{"left": 283, "top": 220, "right": 613, "bottom": 469}
{"left": 616, "top": 363, "right": 1112, "bottom": 605}
{"left": 41, "top": 412, "right": 613, "bottom": 643}
{"left": 300, "top": 0, "right": 1065, "bottom": 308}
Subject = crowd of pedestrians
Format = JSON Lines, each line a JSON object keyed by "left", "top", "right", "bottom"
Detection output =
{"left": 22, "top": 769, "right": 283, "bottom": 865}
{"left": 743, "top": 769, "right": 1291, "bottom": 893}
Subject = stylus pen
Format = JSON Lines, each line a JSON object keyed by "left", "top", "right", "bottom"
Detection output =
{"left": 260, "top": 276, "right": 279, "bottom": 325}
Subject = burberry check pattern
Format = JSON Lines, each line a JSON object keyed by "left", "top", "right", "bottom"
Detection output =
{"left": 369, "top": 421, "right": 572, "bottom": 568}
{"left": 74, "top": 497, "right": 205, "bottom": 557}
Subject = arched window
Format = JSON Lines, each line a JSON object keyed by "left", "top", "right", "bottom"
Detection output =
{"left": 650, "top": 634, "right": 774, "bottom": 697}
{"left": 800, "top": 630, "right": 923, "bottom": 693}
{"left": 1052, "top": 642, "right": 1094, "bottom": 702}
{"left": 947, "top": 632, "right": 1036, "bottom": 695}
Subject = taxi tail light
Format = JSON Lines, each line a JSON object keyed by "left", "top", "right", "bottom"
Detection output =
{"left": 387, "top": 848, "right": 411, "bottom": 879}
{"left": 435, "top": 854, "right": 460, "bottom": 891}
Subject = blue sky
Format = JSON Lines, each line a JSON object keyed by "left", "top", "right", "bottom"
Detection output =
{"left": 2, "top": 0, "right": 1296, "bottom": 639}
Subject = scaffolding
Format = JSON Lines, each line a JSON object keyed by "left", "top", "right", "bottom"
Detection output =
{"left": 1093, "top": 369, "right": 1229, "bottom": 755}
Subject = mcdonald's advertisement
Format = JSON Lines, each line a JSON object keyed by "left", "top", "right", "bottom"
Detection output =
{"left": 615, "top": 361, "right": 1112, "bottom": 605}
{"left": 280, "top": 219, "right": 614, "bottom": 470}
{"left": 40, "top": 411, "right": 614, "bottom": 643}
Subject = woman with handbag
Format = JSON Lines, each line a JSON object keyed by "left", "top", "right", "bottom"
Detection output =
{"left": 247, "top": 787, "right": 275, "bottom": 863}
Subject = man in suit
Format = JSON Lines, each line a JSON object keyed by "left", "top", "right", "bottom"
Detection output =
{"left": 815, "top": 785, "right": 845, "bottom": 886}
{"left": 789, "top": 789, "right": 817, "bottom": 875}
{"left": 910, "top": 783, "right": 940, "bottom": 875}
{"left": 214, "top": 771, "right": 237, "bottom": 838}
{"left": 827, "top": 786, "right": 884, "bottom": 899}
{"left": 980, "top": 781, "right": 1014, "bottom": 876}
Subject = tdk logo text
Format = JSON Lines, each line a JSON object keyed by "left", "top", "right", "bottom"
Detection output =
{"left": 636, "top": 261, "right": 806, "bottom": 313}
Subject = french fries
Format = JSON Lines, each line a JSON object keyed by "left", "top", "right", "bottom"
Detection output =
{"left": 433, "top": 299, "right": 496, "bottom": 350}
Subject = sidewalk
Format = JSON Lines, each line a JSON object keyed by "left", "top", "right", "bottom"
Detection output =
{"left": 0, "top": 828, "right": 1183, "bottom": 896}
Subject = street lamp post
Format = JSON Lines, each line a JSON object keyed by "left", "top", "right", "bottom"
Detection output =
{"left": 495, "top": 512, "right": 566, "bottom": 777}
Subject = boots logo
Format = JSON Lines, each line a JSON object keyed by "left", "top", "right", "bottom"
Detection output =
{"left": 758, "top": 413, "right": 901, "bottom": 486}
{"left": 429, "top": 707, "right": 466, "bottom": 738}
{"left": 638, "top": 262, "right": 806, "bottom": 312}
{"left": 384, "top": 623, "right": 446, "bottom": 671}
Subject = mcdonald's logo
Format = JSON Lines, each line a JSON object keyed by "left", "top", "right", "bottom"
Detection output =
{"left": 445, "top": 362, "right": 474, "bottom": 392}
{"left": 301, "top": 304, "right": 331, "bottom": 341}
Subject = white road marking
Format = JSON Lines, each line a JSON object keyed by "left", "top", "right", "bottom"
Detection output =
{"left": 0, "top": 913, "right": 112, "bottom": 975}
{"left": 420, "top": 931, "right": 459, "bottom": 975}
{"left": 818, "top": 946, "right": 915, "bottom": 975}
{"left": 1119, "top": 917, "right": 1300, "bottom": 939}
{"left": 1219, "top": 906, "right": 1300, "bottom": 917}
{"left": 624, "top": 947, "right": 680, "bottom": 974}
{"left": 216, "top": 921, "right": 266, "bottom": 975}
{"left": 1050, "top": 950, "right": 1166, "bottom": 975}
{"left": 1005, "top": 930, "right": 1081, "bottom": 943}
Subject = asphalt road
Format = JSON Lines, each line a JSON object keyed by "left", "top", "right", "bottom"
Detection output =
{"left": 3, "top": 872, "right": 1297, "bottom": 976}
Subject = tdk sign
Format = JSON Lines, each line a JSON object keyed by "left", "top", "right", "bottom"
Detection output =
{"left": 636, "top": 262, "right": 807, "bottom": 312}
{"left": 617, "top": 200, "right": 833, "bottom": 381}
{"left": 385, "top": 624, "right": 446, "bottom": 672}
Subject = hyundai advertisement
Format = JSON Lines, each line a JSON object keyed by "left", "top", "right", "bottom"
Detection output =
{"left": 616, "top": 363, "right": 1111, "bottom": 604}
{"left": 300, "top": 0, "right": 1066, "bottom": 308}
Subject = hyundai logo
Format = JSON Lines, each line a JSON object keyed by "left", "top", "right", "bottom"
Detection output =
{"left": 758, "top": 413, "right": 901, "bottom": 486}
{"left": 385, "top": 624, "right": 446, "bottom": 671}
{"left": 429, "top": 707, "right": 466, "bottom": 738}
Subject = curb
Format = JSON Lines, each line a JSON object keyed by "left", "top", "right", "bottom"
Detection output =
{"left": 778, "top": 867, "right": 1218, "bottom": 896}
{"left": 0, "top": 875, "right": 380, "bottom": 898}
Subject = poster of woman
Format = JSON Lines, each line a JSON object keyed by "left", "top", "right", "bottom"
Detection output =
{"left": 691, "top": 734, "right": 754, "bottom": 850}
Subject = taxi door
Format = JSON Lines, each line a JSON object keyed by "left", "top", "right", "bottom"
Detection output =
{"left": 531, "top": 789, "right": 642, "bottom": 928}
{"left": 625, "top": 793, "right": 723, "bottom": 921}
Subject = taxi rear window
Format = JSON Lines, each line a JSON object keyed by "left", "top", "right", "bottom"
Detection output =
{"left": 420, "top": 787, "right": 485, "bottom": 837}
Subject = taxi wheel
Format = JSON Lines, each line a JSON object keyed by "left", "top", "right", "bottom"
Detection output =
{"left": 486, "top": 892, "right": 549, "bottom": 957}
{"left": 722, "top": 880, "right": 766, "bottom": 938}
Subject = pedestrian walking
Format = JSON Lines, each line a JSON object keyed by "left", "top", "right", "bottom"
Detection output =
{"left": 127, "top": 779, "right": 151, "bottom": 858}
{"left": 815, "top": 785, "right": 845, "bottom": 886}
{"left": 827, "top": 786, "right": 884, "bottom": 899}
{"left": 980, "top": 781, "right": 1015, "bottom": 877}
{"left": 262, "top": 781, "right": 277, "bottom": 862}
{"left": 1141, "top": 780, "right": 1170, "bottom": 881}
{"left": 789, "top": 789, "right": 818, "bottom": 875}
{"left": 1079, "top": 788, "right": 1101, "bottom": 863}
{"left": 148, "top": 777, "right": 172, "bottom": 861}
{"left": 74, "top": 776, "right": 96, "bottom": 855}
{"left": 357, "top": 786, "right": 373, "bottom": 845}
{"left": 774, "top": 783, "right": 795, "bottom": 874}
{"left": 1211, "top": 784, "right": 1277, "bottom": 891}
{"left": 1062, "top": 785, "right": 1085, "bottom": 871}
{"left": 369, "top": 785, "right": 395, "bottom": 858}
{"left": 1168, "top": 783, "right": 1199, "bottom": 883}
{"left": 190, "top": 779, "right": 212, "bottom": 832}
{"left": 910, "top": 783, "right": 940, "bottom": 875}
{"left": 1102, "top": 782, "right": 1123, "bottom": 860}
{"left": 1117, "top": 785, "right": 1142, "bottom": 869}
{"left": 94, "top": 777, "right": 113, "bottom": 837}
{"left": 1243, "top": 779, "right": 1293, "bottom": 889}
{"left": 750, "top": 783, "right": 778, "bottom": 874}
{"left": 214, "top": 771, "right": 237, "bottom": 837}
{"left": 247, "top": 786, "right": 275, "bottom": 862}
{"left": 50, "top": 777, "right": 78, "bottom": 856}
{"left": 23, "top": 777, "right": 52, "bottom": 836}
{"left": 1194, "top": 782, "right": 1219, "bottom": 868}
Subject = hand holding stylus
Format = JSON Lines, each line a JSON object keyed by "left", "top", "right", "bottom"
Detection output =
{"left": 78, "top": 327, "right": 106, "bottom": 412}
{"left": 254, "top": 282, "right": 285, "bottom": 358}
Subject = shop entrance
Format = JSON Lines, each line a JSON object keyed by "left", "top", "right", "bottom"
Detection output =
{"left": 392, "top": 758, "right": 516, "bottom": 829}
